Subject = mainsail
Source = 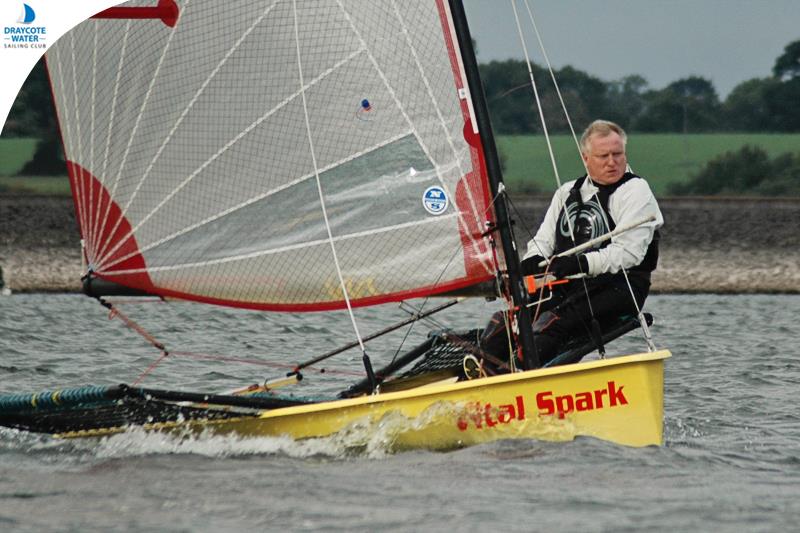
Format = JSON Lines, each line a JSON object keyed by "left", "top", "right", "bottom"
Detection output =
{"left": 47, "top": 0, "right": 500, "bottom": 311}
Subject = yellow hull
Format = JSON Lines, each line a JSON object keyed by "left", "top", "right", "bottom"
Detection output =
{"left": 61, "top": 350, "right": 670, "bottom": 449}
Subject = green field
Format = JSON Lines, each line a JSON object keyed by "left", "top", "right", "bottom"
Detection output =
{"left": 498, "top": 133, "right": 800, "bottom": 195}
{"left": 0, "top": 176, "right": 72, "bottom": 195}
{"left": 0, "top": 137, "right": 68, "bottom": 194}
{"left": 2, "top": 134, "right": 799, "bottom": 196}
{"left": 0, "top": 137, "right": 38, "bottom": 176}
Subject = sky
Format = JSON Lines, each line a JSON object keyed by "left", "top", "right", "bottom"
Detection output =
{"left": 462, "top": 0, "right": 800, "bottom": 98}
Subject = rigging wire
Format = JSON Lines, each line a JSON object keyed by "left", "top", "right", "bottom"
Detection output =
{"left": 512, "top": 0, "right": 657, "bottom": 352}
{"left": 97, "top": 299, "right": 307, "bottom": 385}
{"left": 89, "top": 296, "right": 172, "bottom": 384}
{"left": 170, "top": 351, "right": 363, "bottom": 377}
{"left": 387, "top": 235, "right": 469, "bottom": 365}
{"left": 522, "top": 0, "right": 655, "bottom": 351}
{"left": 388, "top": 179, "right": 517, "bottom": 371}
{"left": 509, "top": 1, "right": 566, "bottom": 192}
{"left": 95, "top": 295, "right": 366, "bottom": 386}
{"left": 520, "top": 0, "right": 582, "bottom": 156}
{"left": 483, "top": 186, "right": 524, "bottom": 371}
{"left": 387, "top": 174, "right": 543, "bottom": 377}
{"left": 509, "top": 0, "right": 597, "bottom": 324}
{"left": 291, "top": 0, "right": 366, "bottom": 357}
{"left": 491, "top": 186, "right": 523, "bottom": 370}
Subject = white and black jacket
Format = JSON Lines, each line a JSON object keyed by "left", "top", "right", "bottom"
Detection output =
{"left": 522, "top": 172, "right": 663, "bottom": 278}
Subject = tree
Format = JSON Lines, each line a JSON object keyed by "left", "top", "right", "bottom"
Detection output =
{"left": 480, "top": 60, "right": 612, "bottom": 135}
{"left": 762, "top": 76, "right": 800, "bottom": 131}
{"left": 480, "top": 59, "right": 541, "bottom": 134}
{"left": 723, "top": 78, "right": 780, "bottom": 131}
{"left": 545, "top": 66, "right": 610, "bottom": 131}
{"left": 634, "top": 76, "right": 721, "bottom": 132}
{"left": 754, "top": 152, "right": 800, "bottom": 196}
{"left": 2, "top": 59, "right": 53, "bottom": 138}
{"left": 773, "top": 40, "right": 800, "bottom": 80}
{"left": 667, "top": 145, "right": 783, "bottom": 196}
{"left": 605, "top": 75, "right": 648, "bottom": 129}
{"left": 1, "top": 58, "right": 64, "bottom": 175}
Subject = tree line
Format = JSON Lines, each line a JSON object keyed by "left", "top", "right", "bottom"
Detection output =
{"left": 479, "top": 39, "right": 800, "bottom": 135}
{"left": 2, "top": 40, "right": 800, "bottom": 180}
{"left": 670, "top": 145, "right": 800, "bottom": 196}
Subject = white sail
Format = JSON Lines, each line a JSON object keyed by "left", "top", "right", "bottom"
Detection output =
{"left": 48, "top": 0, "right": 498, "bottom": 310}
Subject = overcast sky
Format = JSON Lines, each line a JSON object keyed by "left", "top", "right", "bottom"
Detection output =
{"left": 462, "top": 0, "right": 800, "bottom": 98}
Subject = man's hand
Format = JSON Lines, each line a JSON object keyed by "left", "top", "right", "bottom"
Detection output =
{"left": 520, "top": 254, "right": 547, "bottom": 276}
{"left": 550, "top": 254, "right": 589, "bottom": 278}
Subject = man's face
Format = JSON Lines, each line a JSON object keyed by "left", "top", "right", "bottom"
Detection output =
{"left": 581, "top": 132, "right": 627, "bottom": 185}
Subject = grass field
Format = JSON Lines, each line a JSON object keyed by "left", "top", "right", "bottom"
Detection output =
{"left": 0, "top": 176, "right": 72, "bottom": 195}
{"left": 1, "top": 134, "right": 799, "bottom": 196}
{"left": 0, "top": 137, "right": 37, "bottom": 176}
{"left": 0, "top": 137, "right": 68, "bottom": 194}
{"left": 498, "top": 133, "right": 800, "bottom": 195}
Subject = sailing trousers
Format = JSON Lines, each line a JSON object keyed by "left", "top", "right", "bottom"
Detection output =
{"left": 480, "top": 274, "right": 650, "bottom": 368}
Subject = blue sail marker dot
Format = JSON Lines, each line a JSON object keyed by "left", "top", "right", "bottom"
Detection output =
{"left": 356, "top": 98, "right": 374, "bottom": 121}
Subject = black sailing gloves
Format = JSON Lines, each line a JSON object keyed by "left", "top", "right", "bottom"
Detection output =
{"left": 550, "top": 254, "right": 589, "bottom": 279}
{"left": 520, "top": 254, "right": 547, "bottom": 276}
{"left": 520, "top": 254, "right": 589, "bottom": 279}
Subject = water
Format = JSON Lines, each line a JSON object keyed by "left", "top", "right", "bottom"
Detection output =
{"left": 1, "top": 293, "right": 799, "bottom": 531}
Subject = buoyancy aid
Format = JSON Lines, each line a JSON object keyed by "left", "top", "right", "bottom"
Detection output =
{"left": 554, "top": 173, "right": 659, "bottom": 275}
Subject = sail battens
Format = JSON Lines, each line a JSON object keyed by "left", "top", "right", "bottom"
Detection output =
{"left": 133, "top": 0, "right": 278, "bottom": 194}
{"left": 93, "top": 44, "right": 369, "bottom": 271}
{"left": 118, "top": 0, "right": 276, "bottom": 233}
{"left": 389, "top": 0, "right": 491, "bottom": 274}
{"left": 102, "top": 212, "right": 461, "bottom": 275}
{"left": 50, "top": 0, "right": 498, "bottom": 309}
{"left": 96, "top": 129, "right": 415, "bottom": 272}
{"left": 87, "top": 24, "right": 99, "bottom": 251}
{"left": 91, "top": 20, "right": 133, "bottom": 265}
{"left": 294, "top": 0, "right": 365, "bottom": 347}
{"left": 51, "top": 44, "right": 89, "bottom": 250}
{"left": 335, "top": 0, "right": 493, "bottom": 278}
{"left": 334, "top": 0, "right": 451, "bottom": 207}
{"left": 110, "top": 1, "right": 182, "bottom": 213}
{"left": 68, "top": 33, "right": 90, "bottom": 250}
{"left": 92, "top": 8, "right": 185, "bottom": 266}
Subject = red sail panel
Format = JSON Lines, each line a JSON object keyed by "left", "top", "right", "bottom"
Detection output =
{"left": 67, "top": 162, "right": 156, "bottom": 293}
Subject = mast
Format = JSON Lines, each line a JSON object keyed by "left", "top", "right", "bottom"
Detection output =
{"left": 448, "top": 0, "right": 540, "bottom": 369}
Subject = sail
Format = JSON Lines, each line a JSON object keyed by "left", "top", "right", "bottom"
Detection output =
{"left": 47, "top": 0, "right": 499, "bottom": 311}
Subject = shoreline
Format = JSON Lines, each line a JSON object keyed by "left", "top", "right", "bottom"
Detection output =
{"left": 1, "top": 195, "right": 798, "bottom": 294}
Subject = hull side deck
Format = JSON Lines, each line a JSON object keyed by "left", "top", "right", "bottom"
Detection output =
{"left": 46, "top": 350, "right": 670, "bottom": 449}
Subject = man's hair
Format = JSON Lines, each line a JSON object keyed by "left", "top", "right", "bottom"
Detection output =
{"left": 580, "top": 120, "right": 627, "bottom": 153}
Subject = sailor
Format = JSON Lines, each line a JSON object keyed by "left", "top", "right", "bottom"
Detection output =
{"left": 482, "top": 119, "right": 664, "bottom": 367}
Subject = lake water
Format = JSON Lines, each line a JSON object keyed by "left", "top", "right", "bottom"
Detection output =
{"left": 1, "top": 293, "right": 799, "bottom": 531}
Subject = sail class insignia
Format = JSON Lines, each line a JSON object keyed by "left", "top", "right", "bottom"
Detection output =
{"left": 422, "top": 186, "right": 448, "bottom": 215}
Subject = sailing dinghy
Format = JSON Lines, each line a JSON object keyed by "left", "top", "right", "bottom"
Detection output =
{"left": 0, "top": 0, "right": 669, "bottom": 449}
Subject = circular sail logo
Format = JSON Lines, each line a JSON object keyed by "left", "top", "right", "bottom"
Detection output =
{"left": 18, "top": 3, "right": 36, "bottom": 24}
{"left": 422, "top": 186, "right": 449, "bottom": 215}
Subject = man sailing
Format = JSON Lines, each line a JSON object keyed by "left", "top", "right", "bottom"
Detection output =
{"left": 482, "top": 120, "right": 663, "bottom": 368}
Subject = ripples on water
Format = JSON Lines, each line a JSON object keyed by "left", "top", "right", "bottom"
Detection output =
{"left": 1, "top": 294, "right": 799, "bottom": 531}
